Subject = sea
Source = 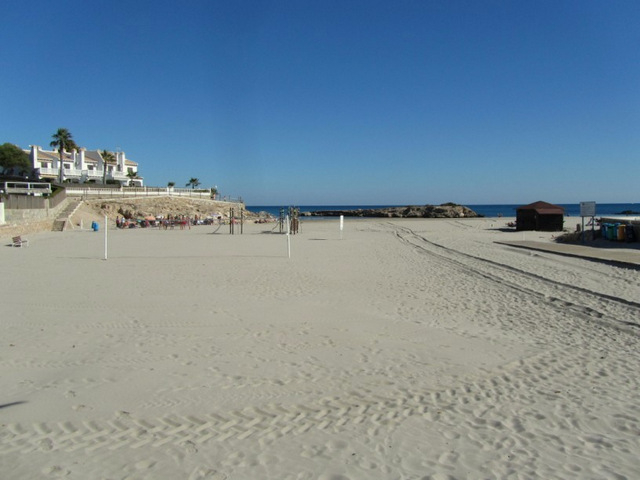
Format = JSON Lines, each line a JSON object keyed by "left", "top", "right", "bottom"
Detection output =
{"left": 246, "top": 203, "right": 640, "bottom": 219}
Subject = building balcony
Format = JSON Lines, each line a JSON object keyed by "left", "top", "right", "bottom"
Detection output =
{"left": 38, "top": 167, "right": 84, "bottom": 178}
{"left": 36, "top": 167, "right": 142, "bottom": 185}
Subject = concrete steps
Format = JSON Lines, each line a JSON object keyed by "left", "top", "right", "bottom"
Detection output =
{"left": 52, "top": 220, "right": 66, "bottom": 232}
{"left": 52, "top": 200, "right": 83, "bottom": 232}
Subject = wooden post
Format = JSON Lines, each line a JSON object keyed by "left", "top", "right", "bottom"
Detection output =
{"left": 279, "top": 208, "right": 283, "bottom": 233}
{"left": 286, "top": 215, "right": 291, "bottom": 258}
{"left": 104, "top": 214, "right": 108, "bottom": 260}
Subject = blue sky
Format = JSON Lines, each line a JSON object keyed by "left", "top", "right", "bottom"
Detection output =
{"left": 2, "top": 1, "right": 638, "bottom": 205}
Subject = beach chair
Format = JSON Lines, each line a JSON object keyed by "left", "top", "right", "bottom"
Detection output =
{"left": 11, "top": 236, "right": 29, "bottom": 247}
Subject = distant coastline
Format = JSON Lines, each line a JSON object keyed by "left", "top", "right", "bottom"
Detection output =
{"left": 301, "top": 204, "right": 478, "bottom": 218}
{"left": 247, "top": 203, "right": 640, "bottom": 219}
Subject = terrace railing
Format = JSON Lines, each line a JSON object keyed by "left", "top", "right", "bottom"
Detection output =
{"left": 2, "top": 186, "right": 66, "bottom": 210}
{"left": 63, "top": 186, "right": 243, "bottom": 203}
{"left": 1, "top": 181, "right": 52, "bottom": 196}
{"left": 38, "top": 168, "right": 138, "bottom": 183}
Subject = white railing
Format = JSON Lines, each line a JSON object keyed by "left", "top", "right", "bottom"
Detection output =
{"left": 109, "top": 172, "right": 133, "bottom": 181}
{"left": 85, "top": 170, "right": 102, "bottom": 178}
{"left": 64, "top": 186, "right": 226, "bottom": 201}
{"left": 1, "top": 181, "right": 52, "bottom": 196}
{"left": 38, "top": 167, "right": 84, "bottom": 178}
{"left": 38, "top": 167, "right": 137, "bottom": 182}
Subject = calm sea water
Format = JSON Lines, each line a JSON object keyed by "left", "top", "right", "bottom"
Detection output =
{"left": 247, "top": 203, "right": 640, "bottom": 218}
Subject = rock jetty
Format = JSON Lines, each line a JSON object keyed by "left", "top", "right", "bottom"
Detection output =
{"left": 86, "top": 197, "right": 251, "bottom": 221}
{"left": 302, "top": 203, "right": 480, "bottom": 218}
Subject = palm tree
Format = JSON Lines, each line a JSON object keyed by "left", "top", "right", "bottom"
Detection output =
{"left": 50, "top": 128, "right": 77, "bottom": 183}
{"left": 101, "top": 150, "right": 116, "bottom": 184}
{"left": 126, "top": 170, "right": 138, "bottom": 186}
{"left": 186, "top": 177, "right": 201, "bottom": 189}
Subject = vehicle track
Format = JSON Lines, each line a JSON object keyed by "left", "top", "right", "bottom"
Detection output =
{"left": 390, "top": 223, "right": 640, "bottom": 332}
{"left": 2, "top": 222, "right": 638, "bottom": 475}
{"left": 442, "top": 219, "right": 640, "bottom": 289}
{"left": 1, "top": 343, "right": 636, "bottom": 462}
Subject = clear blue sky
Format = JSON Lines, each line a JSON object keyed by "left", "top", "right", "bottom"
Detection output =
{"left": 2, "top": 0, "right": 638, "bottom": 205}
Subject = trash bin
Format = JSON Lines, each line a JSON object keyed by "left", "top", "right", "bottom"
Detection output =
{"left": 626, "top": 225, "right": 636, "bottom": 242}
{"left": 92, "top": 221, "right": 99, "bottom": 232}
{"left": 617, "top": 224, "right": 626, "bottom": 241}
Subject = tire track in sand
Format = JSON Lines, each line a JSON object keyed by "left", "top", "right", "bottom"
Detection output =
{"left": 1, "top": 344, "right": 637, "bottom": 467}
{"left": 391, "top": 224, "right": 640, "bottom": 332}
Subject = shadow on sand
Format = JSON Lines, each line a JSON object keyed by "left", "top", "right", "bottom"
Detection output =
{"left": 0, "top": 401, "right": 27, "bottom": 410}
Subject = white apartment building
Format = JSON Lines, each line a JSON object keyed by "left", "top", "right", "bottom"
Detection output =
{"left": 26, "top": 146, "right": 143, "bottom": 186}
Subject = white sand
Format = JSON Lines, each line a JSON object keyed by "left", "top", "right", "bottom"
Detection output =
{"left": 1, "top": 218, "right": 639, "bottom": 479}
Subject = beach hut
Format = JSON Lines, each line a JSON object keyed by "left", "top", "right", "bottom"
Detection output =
{"left": 516, "top": 201, "right": 564, "bottom": 231}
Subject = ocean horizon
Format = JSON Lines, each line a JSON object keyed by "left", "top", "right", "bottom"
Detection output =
{"left": 246, "top": 203, "right": 640, "bottom": 219}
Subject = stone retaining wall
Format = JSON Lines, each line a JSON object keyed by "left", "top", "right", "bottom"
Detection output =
{"left": 0, "top": 198, "right": 70, "bottom": 239}
{"left": 4, "top": 197, "right": 68, "bottom": 223}
{"left": 0, "top": 219, "right": 56, "bottom": 240}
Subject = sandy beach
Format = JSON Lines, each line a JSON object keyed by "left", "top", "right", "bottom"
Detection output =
{"left": 1, "top": 217, "right": 639, "bottom": 479}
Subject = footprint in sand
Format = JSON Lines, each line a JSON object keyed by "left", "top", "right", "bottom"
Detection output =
{"left": 135, "top": 459, "right": 156, "bottom": 470}
{"left": 188, "top": 467, "right": 227, "bottom": 480}
{"left": 42, "top": 465, "right": 70, "bottom": 477}
{"left": 318, "top": 475, "right": 351, "bottom": 480}
{"left": 37, "top": 438, "right": 54, "bottom": 451}
{"left": 182, "top": 440, "right": 198, "bottom": 454}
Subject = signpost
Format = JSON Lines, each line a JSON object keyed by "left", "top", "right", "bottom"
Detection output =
{"left": 580, "top": 201, "right": 596, "bottom": 243}
{"left": 286, "top": 215, "right": 291, "bottom": 258}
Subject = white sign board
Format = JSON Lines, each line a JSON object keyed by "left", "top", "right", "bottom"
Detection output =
{"left": 580, "top": 201, "right": 596, "bottom": 217}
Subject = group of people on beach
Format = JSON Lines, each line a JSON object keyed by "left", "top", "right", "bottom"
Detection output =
{"left": 159, "top": 215, "right": 192, "bottom": 230}
{"left": 115, "top": 214, "right": 191, "bottom": 229}
{"left": 115, "top": 216, "right": 137, "bottom": 229}
{"left": 115, "top": 214, "right": 227, "bottom": 230}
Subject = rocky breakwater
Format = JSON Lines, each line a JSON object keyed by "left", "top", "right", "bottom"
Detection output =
{"left": 86, "top": 197, "right": 258, "bottom": 221}
{"left": 303, "top": 203, "right": 480, "bottom": 218}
